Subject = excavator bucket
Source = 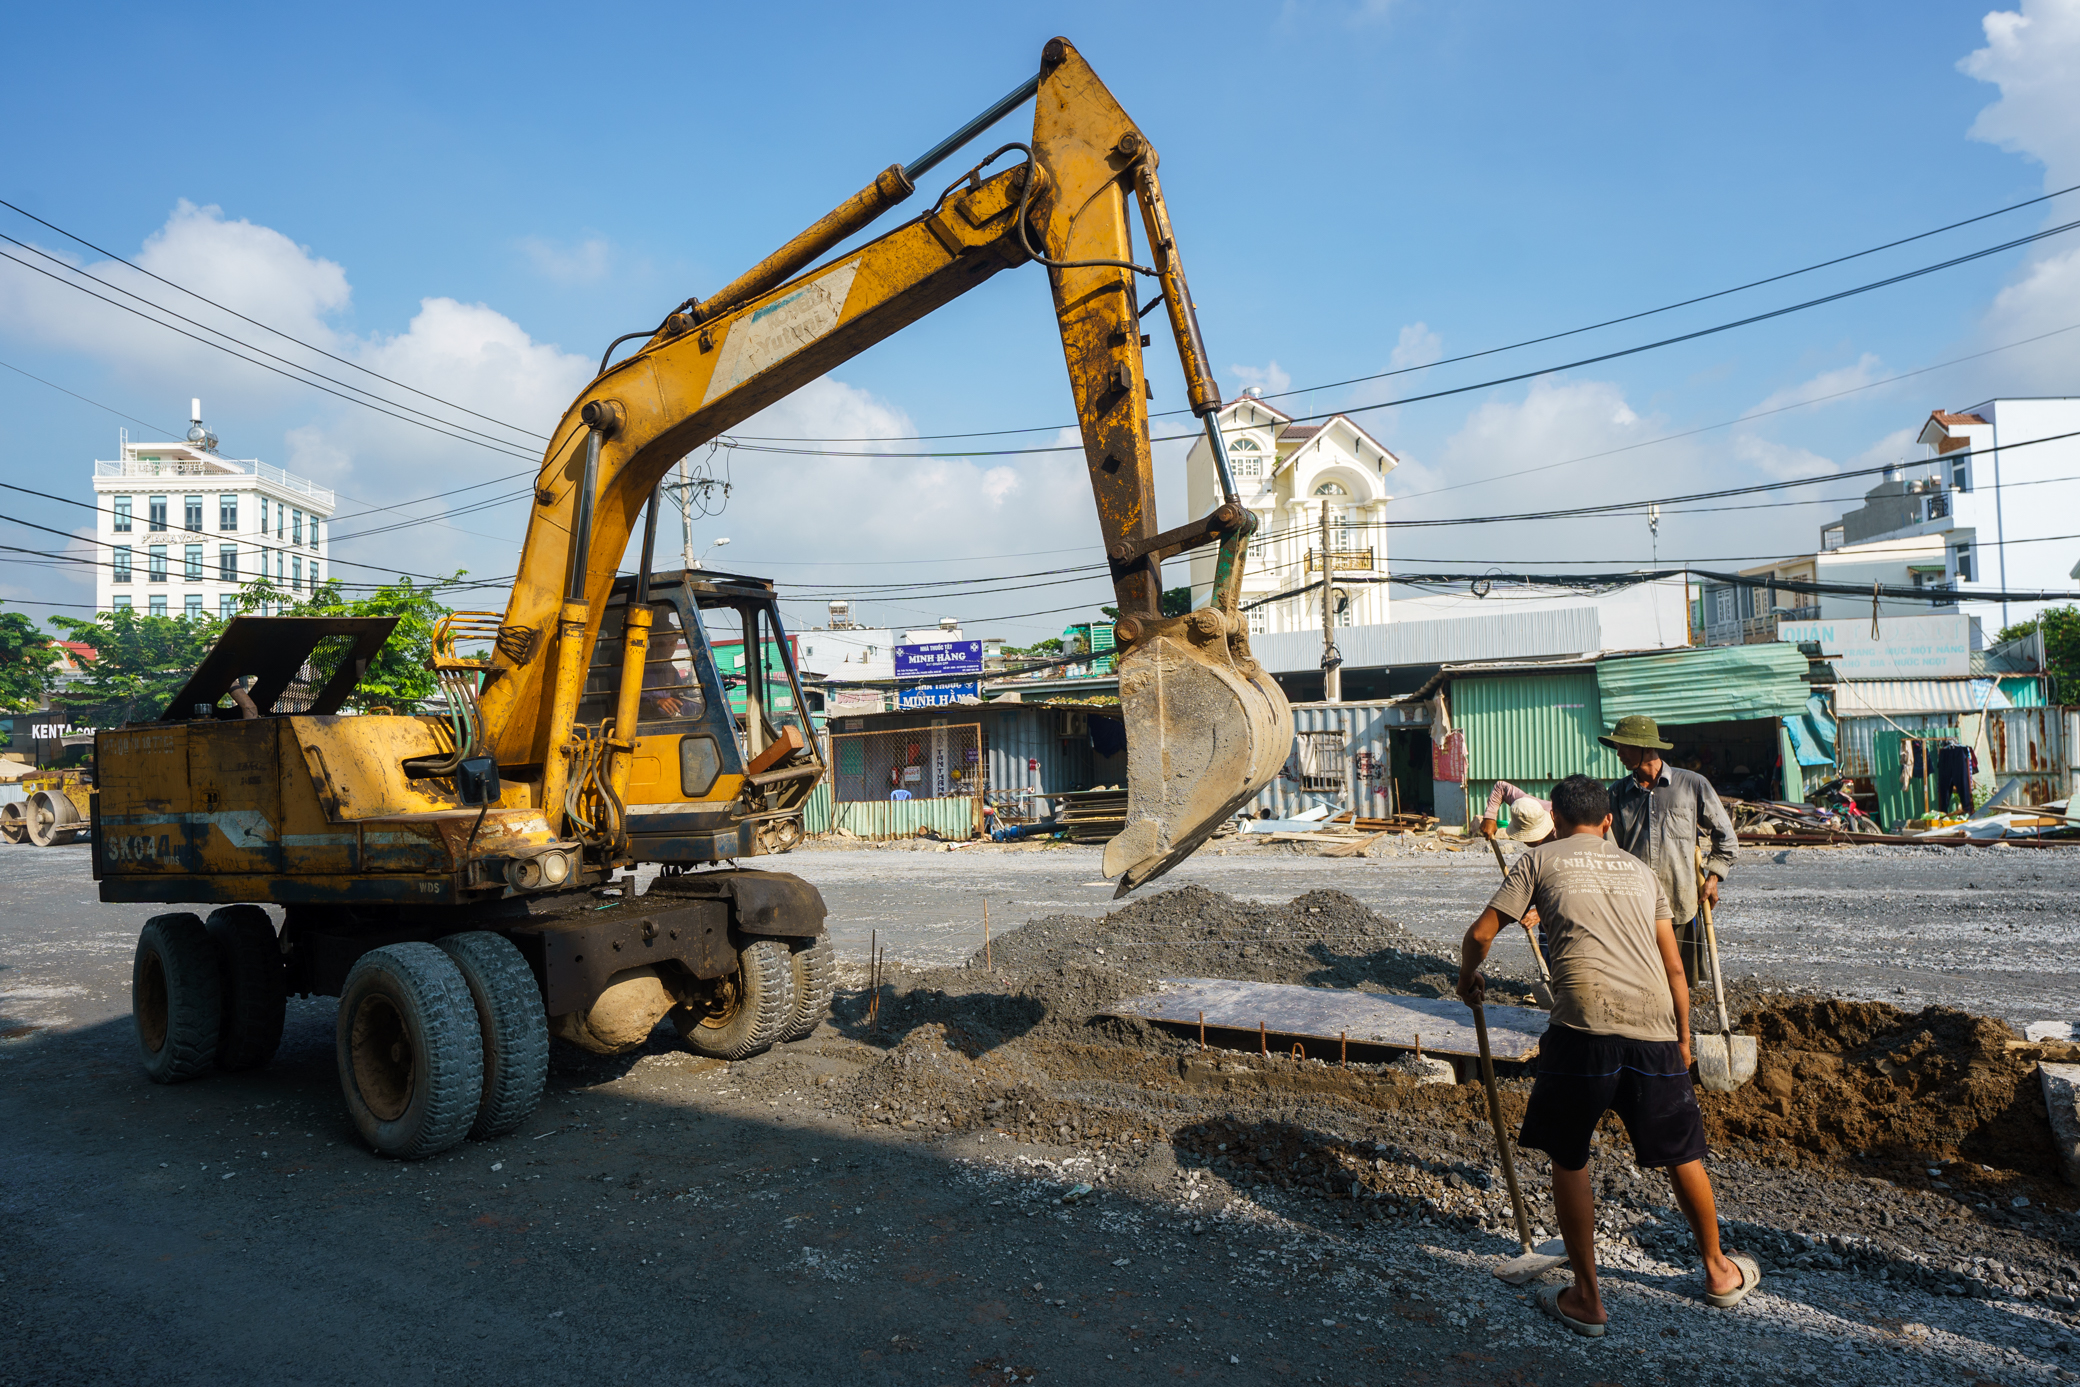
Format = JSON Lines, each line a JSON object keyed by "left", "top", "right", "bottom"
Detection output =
{"left": 1103, "top": 629, "right": 1292, "bottom": 896}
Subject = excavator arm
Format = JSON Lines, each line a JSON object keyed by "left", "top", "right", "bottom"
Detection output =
{"left": 475, "top": 37, "right": 1289, "bottom": 893}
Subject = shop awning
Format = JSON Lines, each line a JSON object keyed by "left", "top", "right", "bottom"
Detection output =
{"left": 1834, "top": 679, "right": 2011, "bottom": 716}
{"left": 1596, "top": 643, "right": 1813, "bottom": 727}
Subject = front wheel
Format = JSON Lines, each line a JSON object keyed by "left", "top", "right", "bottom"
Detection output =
{"left": 336, "top": 944, "right": 484, "bottom": 1160}
{"left": 434, "top": 932, "right": 548, "bottom": 1140}
{"left": 133, "top": 913, "right": 221, "bottom": 1083}
{"left": 671, "top": 938, "right": 796, "bottom": 1061}
{"left": 779, "top": 936, "right": 835, "bottom": 1043}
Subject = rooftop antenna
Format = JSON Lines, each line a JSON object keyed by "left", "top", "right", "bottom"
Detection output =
{"left": 185, "top": 398, "right": 218, "bottom": 452}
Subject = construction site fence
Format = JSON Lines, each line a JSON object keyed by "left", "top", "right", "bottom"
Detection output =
{"left": 814, "top": 723, "right": 984, "bottom": 840}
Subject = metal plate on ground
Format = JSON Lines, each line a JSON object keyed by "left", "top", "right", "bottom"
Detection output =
{"left": 1103, "top": 977, "right": 1549, "bottom": 1061}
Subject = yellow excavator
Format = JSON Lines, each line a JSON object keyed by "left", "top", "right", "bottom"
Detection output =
{"left": 95, "top": 38, "right": 1290, "bottom": 1158}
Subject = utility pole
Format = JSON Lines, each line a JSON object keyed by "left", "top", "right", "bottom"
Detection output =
{"left": 1319, "top": 501, "right": 1342, "bottom": 703}
{"left": 675, "top": 458, "right": 695, "bottom": 571}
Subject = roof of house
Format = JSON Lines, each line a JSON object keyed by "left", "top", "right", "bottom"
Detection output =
{"left": 1281, "top": 424, "right": 1322, "bottom": 441}
{"left": 1931, "top": 410, "right": 1990, "bottom": 427}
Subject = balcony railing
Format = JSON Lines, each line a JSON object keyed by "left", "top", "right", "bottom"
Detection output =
{"left": 1698, "top": 605, "right": 1822, "bottom": 647}
{"left": 95, "top": 456, "right": 335, "bottom": 508}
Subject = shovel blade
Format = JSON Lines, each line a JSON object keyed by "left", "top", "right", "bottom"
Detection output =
{"left": 1104, "top": 631, "right": 1292, "bottom": 895}
{"left": 1493, "top": 1238, "right": 1571, "bottom": 1285}
{"left": 1694, "top": 1033, "right": 1759, "bottom": 1092}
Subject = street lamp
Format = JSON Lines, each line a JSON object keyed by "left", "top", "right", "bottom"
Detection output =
{"left": 691, "top": 537, "right": 731, "bottom": 570}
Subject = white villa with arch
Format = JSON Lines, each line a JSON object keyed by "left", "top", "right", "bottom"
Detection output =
{"left": 1185, "top": 389, "right": 1398, "bottom": 635}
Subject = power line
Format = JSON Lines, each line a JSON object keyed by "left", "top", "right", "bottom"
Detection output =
{"left": 0, "top": 247, "right": 543, "bottom": 462}
{"left": 0, "top": 197, "right": 550, "bottom": 441}
{"left": 721, "top": 181, "right": 2080, "bottom": 444}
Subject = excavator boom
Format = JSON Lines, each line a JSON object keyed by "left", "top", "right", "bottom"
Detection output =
{"left": 479, "top": 37, "right": 1289, "bottom": 891}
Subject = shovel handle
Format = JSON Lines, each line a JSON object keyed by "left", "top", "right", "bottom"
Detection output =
{"left": 1472, "top": 1001, "right": 1536, "bottom": 1254}
{"left": 1699, "top": 873, "right": 1733, "bottom": 1043}
{"left": 1493, "top": 837, "right": 1553, "bottom": 987}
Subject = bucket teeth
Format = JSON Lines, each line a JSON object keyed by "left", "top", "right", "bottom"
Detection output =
{"left": 1103, "top": 631, "right": 1291, "bottom": 895}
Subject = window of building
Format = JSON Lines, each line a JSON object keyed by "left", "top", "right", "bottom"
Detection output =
{"left": 112, "top": 595, "right": 132, "bottom": 612}
{"left": 1821, "top": 525, "right": 1845, "bottom": 552}
{"left": 184, "top": 544, "right": 203, "bottom": 581}
{"left": 309, "top": 561, "right": 319, "bottom": 588}
{"left": 113, "top": 546, "right": 132, "bottom": 583}
{"left": 220, "top": 495, "right": 238, "bottom": 531}
{"left": 149, "top": 595, "right": 167, "bottom": 617}
{"left": 185, "top": 496, "right": 203, "bottom": 532}
{"left": 219, "top": 546, "right": 238, "bottom": 583}
{"left": 292, "top": 555, "right": 302, "bottom": 590}
{"left": 1297, "top": 731, "right": 1346, "bottom": 790}
{"left": 310, "top": 517, "right": 320, "bottom": 549}
{"left": 1313, "top": 482, "right": 1347, "bottom": 497}
{"left": 149, "top": 495, "right": 168, "bottom": 532}
{"left": 1229, "top": 436, "right": 1263, "bottom": 478}
{"left": 1954, "top": 544, "right": 1974, "bottom": 583}
{"left": 148, "top": 545, "right": 167, "bottom": 582}
{"left": 185, "top": 594, "right": 203, "bottom": 620}
{"left": 220, "top": 594, "right": 237, "bottom": 621}
{"left": 1951, "top": 457, "right": 1970, "bottom": 493}
{"left": 1247, "top": 605, "right": 1268, "bottom": 636}
{"left": 113, "top": 496, "right": 132, "bottom": 532}
{"left": 1712, "top": 587, "right": 1735, "bottom": 625}
{"left": 293, "top": 509, "right": 303, "bottom": 545}
{"left": 276, "top": 502, "right": 285, "bottom": 540}
{"left": 276, "top": 550, "right": 284, "bottom": 581}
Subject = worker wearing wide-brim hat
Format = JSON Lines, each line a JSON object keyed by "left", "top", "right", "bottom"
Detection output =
{"left": 1602, "top": 715, "right": 1738, "bottom": 988}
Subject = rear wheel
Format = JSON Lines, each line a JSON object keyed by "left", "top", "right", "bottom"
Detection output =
{"left": 336, "top": 943, "right": 484, "bottom": 1160}
{"left": 779, "top": 935, "right": 835, "bottom": 1043}
{"left": 133, "top": 913, "right": 220, "bottom": 1083}
{"left": 672, "top": 938, "right": 796, "bottom": 1061}
{"left": 434, "top": 932, "right": 548, "bottom": 1140}
{"left": 0, "top": 801, "right": 25, "bottom": 843}
{"left": 206, "top": 905, "right": 286, "bottom": 1072}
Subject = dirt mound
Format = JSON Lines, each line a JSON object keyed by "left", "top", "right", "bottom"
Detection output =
{"left": 1704, "top": 995, "right": 2062, "bottom": 1177}
{"left": 968, "top": 884, "right": 1533, "bottom": 1002}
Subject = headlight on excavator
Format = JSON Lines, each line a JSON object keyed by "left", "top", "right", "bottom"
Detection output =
{"left": 505, "top": 857, "right": 545, "bottom": 891}
{"left": 540, "top": 850, "right": 571, "bottom": 886}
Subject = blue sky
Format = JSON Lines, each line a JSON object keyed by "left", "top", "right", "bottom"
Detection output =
{"left": 3, "top": 0, "right": 2076, "bottom": 641}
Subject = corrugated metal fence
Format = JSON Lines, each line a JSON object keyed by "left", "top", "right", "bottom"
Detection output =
{"left": 1987, "top": 706, "right": 2071, "bottom": 806}
{"left": 1245, "top": 700, "right": 1430, "bottom": 819}
{"left": 822, "top": 722, "right": 984, "bottom": 839}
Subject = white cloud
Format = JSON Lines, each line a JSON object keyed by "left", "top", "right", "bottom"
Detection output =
{"left": 1962, "top": 1, "right": 2080, "bottom": 186}
{"left": 1387, "top": 322, "right": 1443, "bottom": 372}
{"left": 1227, "top": 360, "right": 1291, "bottom": 398}
{"left": 1844, "top": 427, "right": 1919, "bottom": 474}
{"left": 1748, "top": 353, "right": 1884, "bottom": 415}
{"left": 1960, "top": 3, "right": 2080, "bottom": 394}
{"left": 1733, "top": 435, "right": 1837, "bottom": 481}
{"left": 519, "top": 235, "right": 614, "bottom": 286}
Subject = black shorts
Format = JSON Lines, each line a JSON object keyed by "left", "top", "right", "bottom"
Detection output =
{"left": 1517, "top": 1024, "right": 1707, "bottom": 1172}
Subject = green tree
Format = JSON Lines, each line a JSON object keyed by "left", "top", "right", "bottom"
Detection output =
{"left": 1995, "top": 605, "right": 2080, "bottom": 704}
{"left": 1098, "top": 586, "right": 1194, "bottom": 624}
{"left": 239, "top": 572, "right": 464, "bottom": 710}
{"left": 47, "top": 607, "right": 223, "bottom": 728}
{"left": 0, "top": 609, "right": 60, "bottom": 713}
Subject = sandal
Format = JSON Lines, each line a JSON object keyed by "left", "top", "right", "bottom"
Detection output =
{"left": 1535, "top": 1283, "right": 1607, "bottom": 1338}
{"left": 1704, "top": 1252, "right": 1761, "bottom": 1309}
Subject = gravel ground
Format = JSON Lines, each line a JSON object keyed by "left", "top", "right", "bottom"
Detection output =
{"left": 6, "top": 837, "right": 2080, "bottom": 1385}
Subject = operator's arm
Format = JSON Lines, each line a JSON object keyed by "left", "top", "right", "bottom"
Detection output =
{"left": 1696, "top": 776, "right": 1738, "bottom": 905}
{"left": 1457, "top": 907, "right": 1507, "bottom": 1006}
{"left": 1655, "top": 916, "right": 1691, "bottom": 1068}
{"left": 1478, "top": 780, "right": 1526, "bottom": 839}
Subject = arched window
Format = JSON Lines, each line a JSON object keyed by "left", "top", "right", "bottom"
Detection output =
{"left": 1313, "top": 481, "right": 1347, "bottom": 497}
{"left": 1229, "top": 436, "right": 1262, "bottom": 478}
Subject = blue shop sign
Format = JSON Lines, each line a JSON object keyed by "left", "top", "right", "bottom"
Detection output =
{"left": 895, "top": 640, "right": 983, "bottom": 677}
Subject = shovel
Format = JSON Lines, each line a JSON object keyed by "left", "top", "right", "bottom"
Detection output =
{"left": 1691, "top": 884, "right": 1758, "bottom": 1092}
{"left": 1488, "top": 835, "right": 1555, "bottom": 1010}
{"left": 1471, "top": 998, "right": 1569, "bottom": 1284}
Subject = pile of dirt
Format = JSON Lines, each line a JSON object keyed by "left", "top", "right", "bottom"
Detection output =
{"left": 1704, "top": 995, "right": 2070, "bottom": 1178}
{"left": 970, "top": 884, "right": 1537, "bottom": 1003}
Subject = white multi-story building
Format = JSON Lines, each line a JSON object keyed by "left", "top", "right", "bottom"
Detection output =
{"left": 91, "top": 401, "right": 334, "bottom": 620}
{"left": 1701, "top": 397, "right": 2080, "bottom": 641}
{"left": 1184, "top": 389, "right": 1398, "bottom": 635}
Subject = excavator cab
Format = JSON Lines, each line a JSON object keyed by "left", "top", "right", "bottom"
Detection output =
{"left": 576, "top": 569, "right": 823, "bottom": 864}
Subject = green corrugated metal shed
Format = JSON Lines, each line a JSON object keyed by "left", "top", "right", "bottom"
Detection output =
{"left": 1596, "top": 644, "right": 1812, "bottom": 726}
{"left": 1454, "top": 669, "right": 1623, "bottom": 783}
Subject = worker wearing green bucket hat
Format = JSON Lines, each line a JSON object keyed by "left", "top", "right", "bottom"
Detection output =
{"left": 1602, "top": 716, "right": 1738, "bottom": 989}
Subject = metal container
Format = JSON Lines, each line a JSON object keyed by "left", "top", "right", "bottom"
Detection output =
{"left": 1244, "top": 699, "right": 1430, "bottom": 820}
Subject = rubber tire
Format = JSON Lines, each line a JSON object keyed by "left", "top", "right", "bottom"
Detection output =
{"left": 675, "top": 938, "right": 796, "bottom": 1061}
{"left": 434, "top": 932, "right": 548, "bottom": 1140}
{"left": 206, "top": 905, "right": 286, "bottom": 1072}
{"left": 779, "top": 935, "right": 835, "bottom": 1043}
{"left": 133, "top": 913, "right": 221, "bottom": 1083}
{"left": 336, "top": 943, "right": 485, "bottom": 1160}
